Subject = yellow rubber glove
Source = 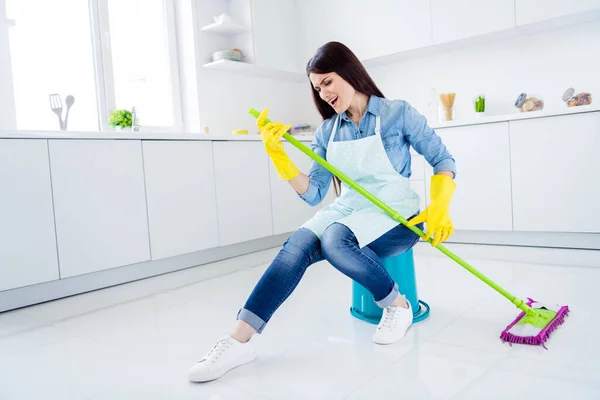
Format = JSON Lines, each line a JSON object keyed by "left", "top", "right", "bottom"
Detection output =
{"left": 407, "top": 174, "right": 456, "bottom": 247}
{"left": 257, "top": 109, "right": 300, "bottom": 180}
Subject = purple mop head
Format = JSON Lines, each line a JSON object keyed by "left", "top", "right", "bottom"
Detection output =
{"left": 500, "top": 298, "right": 569, "bottom": 348}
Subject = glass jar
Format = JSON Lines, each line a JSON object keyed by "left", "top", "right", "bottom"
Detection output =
{"left": 438, "top": 105, "right": 455, "bottom": 121}
{"left": 515, "top": 93, "right": 544, "bottom": 112}
{"left": 438, "top": 92, "right": 456, "bottom": 121}
{"left": 562, "top": 87, "right": 592, "bottom": 107}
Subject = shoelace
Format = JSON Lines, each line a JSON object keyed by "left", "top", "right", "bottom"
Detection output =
{"left": 380, "top": 306, "right": 400, "bottom": 329}
{"left": 203, "top": 338, "right": 233, "bottom": 362}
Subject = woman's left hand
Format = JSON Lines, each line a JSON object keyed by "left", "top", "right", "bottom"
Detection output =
{"left": 407, "top": 174, "right": 456, "bottom": 246}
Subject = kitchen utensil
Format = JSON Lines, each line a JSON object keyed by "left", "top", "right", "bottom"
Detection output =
{"left": 49, "top": 94, "right": 65, "bottom": 130}
{"left": 63, "top": 95, "right": 75, "bottom": 130}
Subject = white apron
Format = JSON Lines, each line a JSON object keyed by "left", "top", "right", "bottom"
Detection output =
{"left": 301, "top": 114, "right": 420, "bottom": 248}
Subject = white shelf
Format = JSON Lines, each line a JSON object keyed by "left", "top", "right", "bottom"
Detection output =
{"left": 203, "top": 59, "right": 305, "bottom": 82}
{"left": 200, "top": 21, "right": 248, "bottom": 35}
{"left": 431, "top": 104, "right": 600, "bottom": 130}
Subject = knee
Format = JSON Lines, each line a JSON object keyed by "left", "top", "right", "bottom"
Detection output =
{"left": 279, "top": 228, "right": 321, "bottom": 262}
{"left": 321, "top": 223, "right": 355, "bottom": 258}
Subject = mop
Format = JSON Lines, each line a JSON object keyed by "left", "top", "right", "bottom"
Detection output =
{"left": 249, "top": 108, "right": 569, "bottom": 348}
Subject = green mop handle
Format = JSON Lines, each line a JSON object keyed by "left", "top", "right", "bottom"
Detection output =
{"left": 249, "top": 108, "right": 536, "bottom": 316}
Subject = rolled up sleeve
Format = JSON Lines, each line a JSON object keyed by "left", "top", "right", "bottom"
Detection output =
{"left": 297, "top": 126, "right": 333, "bottom": 206}
{"left": 401, "top": 102, "right": 457, "bottom": 177}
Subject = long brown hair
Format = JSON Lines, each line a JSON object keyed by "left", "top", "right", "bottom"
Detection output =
{"left": 306, "top": 41, "right": 385, "bottom": 196}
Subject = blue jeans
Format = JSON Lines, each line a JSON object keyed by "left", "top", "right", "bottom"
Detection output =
{"left": 237, "top": 219, "right": 423, "bottom": 333}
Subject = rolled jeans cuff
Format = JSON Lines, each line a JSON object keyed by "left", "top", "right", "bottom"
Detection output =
{"left": 237, "top": 308, "right": 267, "bottom": 333}
{"left": 375, "top": 283, "right": 399, "bottom": 308}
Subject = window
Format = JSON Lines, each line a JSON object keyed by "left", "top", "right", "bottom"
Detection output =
{"left": 2, "top": 0, "right": 181, "bottom": 132}
{"left": 6, "top": 0, "right": 99, "bottom": 131}
{"left": 105, "top": 0, "right": 177, "bottom": 127}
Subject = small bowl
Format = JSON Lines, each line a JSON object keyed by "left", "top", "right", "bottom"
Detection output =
{"left": 213, "top": 49, "right": 242, "bottom": 62}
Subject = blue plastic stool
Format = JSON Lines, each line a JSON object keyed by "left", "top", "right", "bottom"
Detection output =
{"left": 350, "top": 248, "right": 430, "bottom": 324}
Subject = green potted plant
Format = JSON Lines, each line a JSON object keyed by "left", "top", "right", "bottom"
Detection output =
{"left": 108, "top": 109, "right": 138, "bottom": 131}
{"left": 474, "top": 95, "right": 486, "bottom": 117}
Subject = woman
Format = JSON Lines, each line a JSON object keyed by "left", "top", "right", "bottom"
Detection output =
{"left": 188, "top": 42, "right": 456, "bottom": 382}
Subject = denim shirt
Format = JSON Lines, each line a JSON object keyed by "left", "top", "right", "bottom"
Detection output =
{"left": 299, "top": 95, "right": 456, "bottom": 206}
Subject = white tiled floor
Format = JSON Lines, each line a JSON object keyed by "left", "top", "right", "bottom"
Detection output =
{"left": 1, "top": 244, "right": 600, "bottom": 399}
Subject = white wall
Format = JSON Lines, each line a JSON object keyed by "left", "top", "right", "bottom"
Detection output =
{"left": 368, "top": 21, "right": 600, "bottom": 123}
{"left": 196, "top": 70, "right": 316, "bottom": 134}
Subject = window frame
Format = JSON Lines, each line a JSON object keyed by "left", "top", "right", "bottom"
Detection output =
{"left": 89, "top": 0, "right": 183, "bottom": 133}
{"left": 1, "top": 0, "right": 183, "bottom": 132}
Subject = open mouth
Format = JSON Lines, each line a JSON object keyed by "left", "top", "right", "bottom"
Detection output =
{"left": 329, "top": 97, "right": 338, "bottom": 108}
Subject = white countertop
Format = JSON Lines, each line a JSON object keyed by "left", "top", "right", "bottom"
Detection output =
{"left": 0, "top": 130, "right": 317, "bottom": 141}
{"left": 431, "top": 104, "right": 599, "bottom": 129}
{"left": 1, "top": 104, "right": 597, "bottom": 140}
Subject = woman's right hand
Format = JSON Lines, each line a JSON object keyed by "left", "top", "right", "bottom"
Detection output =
{"left": 257, "top": 109, "right": 300, "bottom": 180}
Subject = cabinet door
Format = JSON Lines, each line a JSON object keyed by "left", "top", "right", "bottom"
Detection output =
{"left": 427, "top": 123, "right": 513, "bottom": 231}
{"left": 0, "top": 140, "right": 59, "bottom": 291}
{"left": 410, "top": 155, "right": 426, "bottom": 181}
{"left": 411, "top": 180, "right": 428, "bottom": 215}
{"left": 49, "top": 140, "right": 150, "bottom": 277}
{"left": 213, "top": 141, "right": 274, "bottom": 245}
{"left": 251, "top": 0, "right": 300, "bottom": 73}
{"left": 269, "top": 142, "right": 335, "bottom": 235}
{"left": 516, "top": 0, "right": 600, "bottom": 25}
{"left": 431, "top": 0, "right": 515, "bottom": 44}
{"left": 334, "top": 0, "right": 432, "bottom": 61}
{"left": 142, "top": 141, "right": 219, "bottom": 260}
{"left": 510, "top": 113, "right": 600, "bottom": 233}
{"left": 296, "top": 0, "right": 431, "bottom": 63}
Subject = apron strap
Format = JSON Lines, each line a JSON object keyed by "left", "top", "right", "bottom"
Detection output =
{"left": 374, "top": 115, "right": 381, "bottom": 136}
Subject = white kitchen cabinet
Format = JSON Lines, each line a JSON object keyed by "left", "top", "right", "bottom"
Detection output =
{"left": 411, "top": 180, "right": 428, "bottom": 215}
{"left": 516, "top": 0, "right": 600, "bottom": 26}
{"left": 251, "top": 0, "right": 301, "bottom": 73}
{"left": 0, "top": 140, "right": 59, "bottom": 291}
{"left": 509, "top": 112, "right": 600, "bottom": 233}
{"left": 297, "top": 0, "right": 431, "bottom": 63}
{"left": 426, "top": 123, "right": 513, "bottom": 231}
{"left": 269, "top": 142, "right": 336, "bottom": 235}
{"left": 431, "top": 0, "right": 515, "bottom": 44}
{"left": 49, "top": 140, "right": 150, "bottom": 278}
{"left": 410, "top": 155, "right": 426, "bottom": 181}
{"left": 213, "top": 141, "right": 274, "bottom": 245}
{"left": 142, "top": 141, "right": 219, "bottom": 260}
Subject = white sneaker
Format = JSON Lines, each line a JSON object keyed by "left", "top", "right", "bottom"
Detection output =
{"left": 373, "top": 299, "right": 413, "bottom": 345}
{"left": 188, "top": 335, "right": 256, "bottom": 382}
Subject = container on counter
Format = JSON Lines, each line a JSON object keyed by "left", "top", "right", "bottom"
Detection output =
{"left": 515, "top": 93, "right": 544, "bottom": 112}
{"left": 562, "top": 88, "right": 592, "bottom": 107}
{"left": 474, "top": 94, "right": 486, "bottom": 117}
{"left": 291, "top": 124, "right": 314, "bottom": 135}
{"left": 438, "top": 92, "right": 456, "bottom": 121}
